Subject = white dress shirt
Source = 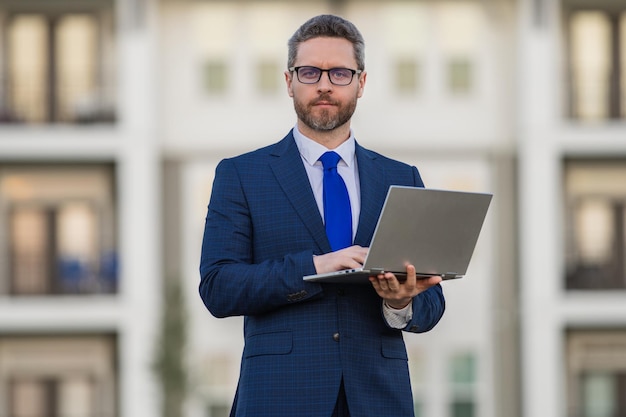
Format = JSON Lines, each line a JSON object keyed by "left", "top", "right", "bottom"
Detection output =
{"left": 292, "top": 125, "right": 412, "bottom": 329}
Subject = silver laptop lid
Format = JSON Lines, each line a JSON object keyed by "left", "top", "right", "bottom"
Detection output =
{"left": 362, "top": 186, "right": 492, "bottom": 279}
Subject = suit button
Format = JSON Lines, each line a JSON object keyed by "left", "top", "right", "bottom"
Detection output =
{"left": 337, "top": 288, "right": 345, "bottom": 296}
{"left": 333, "top": 333, "right": 340, "bottom": 342}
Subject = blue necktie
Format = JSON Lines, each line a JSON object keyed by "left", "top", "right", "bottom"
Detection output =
{"left": 320, "top": 151, "right": 352, "bottom": 251}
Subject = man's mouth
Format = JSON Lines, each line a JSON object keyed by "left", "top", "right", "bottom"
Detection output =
{"left": 313, "top": 100, "right": 336, "bottom": 106}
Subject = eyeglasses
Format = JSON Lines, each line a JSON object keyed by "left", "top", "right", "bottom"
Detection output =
{"left": 289, "top": 66, "right": 362, "bottom": 86}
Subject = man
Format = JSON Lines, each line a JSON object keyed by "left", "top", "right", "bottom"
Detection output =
{"left": 200, "top": 14, "right": 445, "bottom": 417}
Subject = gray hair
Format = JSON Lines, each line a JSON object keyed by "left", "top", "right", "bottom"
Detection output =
{"left": 287, "top": 14, "right": 365, "bottom": 71}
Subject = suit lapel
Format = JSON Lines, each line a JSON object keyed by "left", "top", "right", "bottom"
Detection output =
{"left": 354, "top": 144, "right": 388, "bottom": 247}
{"left": 269, "top": 133, "right": 331, "bottom": 253}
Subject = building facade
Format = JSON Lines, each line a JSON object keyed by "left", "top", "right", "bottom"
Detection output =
{"left": 0, "top": 0, "right": 624, "bottom": 417}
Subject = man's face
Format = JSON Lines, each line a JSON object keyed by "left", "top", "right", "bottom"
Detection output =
{"left": 285, "top": 37, "right": 366, "bottom": 132}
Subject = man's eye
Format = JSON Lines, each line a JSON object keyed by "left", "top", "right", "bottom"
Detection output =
{"left": 332, "top": 70, "right": 350, "bottom": 79}
{"left": 300, "top": 68, "right": 319, "bottom": 78}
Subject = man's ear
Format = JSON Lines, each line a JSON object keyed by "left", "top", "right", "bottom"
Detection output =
{"left": 285, "top": 71, "right": 294, "bottom": 97}
{"left": 357, "top": 71, "right": 367, "bottom": 98}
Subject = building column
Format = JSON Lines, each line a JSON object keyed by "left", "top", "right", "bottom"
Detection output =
{"left": 517, "top": 0, "right": 565, "bottom": 417}
{"left": 116, "top": 0, "right": 162, "bottom": 416}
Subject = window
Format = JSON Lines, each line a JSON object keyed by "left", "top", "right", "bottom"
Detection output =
{"left": 449, "top": 352, "right": 477, "bottom": 417}
{"left": 567, "top": 331, "right": 626, "bottom": 417}
{"left": 437, "top": 3, "right": 481, "bottom": 96}
{"left": 11, "top": 376, "right": 95, "bottom": 417}
{"left": 567, "top": 7, "right": 626, "bottom": 120}
{"left": 0, "top": 4, "right": 116, "bottom": 124}
{"left": 581, "top": 372, "right": 624, "bottom": 417}
{"left": 448, "top": 58, "right": 473, "bottom": 94}
{"left": 395, "top": 59, "right": 421, "bottom": 94}
{"left": 204, "top": 60, "right": 228, "bottom": 95}
{"left": 0, "top": 164, "right": 117, "bottom": 296}
{"left": 256, "top": 60, "right": 280, "bottom": 95}
{"left": 0, "top": 335, "right": 116, "bottom": 417}
{"left": 564, "top": 160, "right": 626, "bottom": 290}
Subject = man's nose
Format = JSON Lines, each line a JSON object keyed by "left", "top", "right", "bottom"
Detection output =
{"left": 317, "top": 72, "right": 333, "bottom": 92}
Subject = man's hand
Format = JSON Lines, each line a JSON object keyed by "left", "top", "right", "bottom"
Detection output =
{"left": 313, "top": 245, "right": 368, "bottom": 275}
{"left": 369, "top": 265, "right": 442, "bottom": 309}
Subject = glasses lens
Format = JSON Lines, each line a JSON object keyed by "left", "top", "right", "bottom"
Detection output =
{"left": 329, "top": 68, "right": 354, "bottom": 85}
{"left": 297, "top": 67, "right": 321, "bottom": 83}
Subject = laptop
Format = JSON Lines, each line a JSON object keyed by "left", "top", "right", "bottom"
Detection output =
{"left": 303, "top": 185, "right": 492, "bottom": 284}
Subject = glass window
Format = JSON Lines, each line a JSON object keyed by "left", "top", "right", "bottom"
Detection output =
{"left": 10, "top": 206, "right": 52, "bottom": 294}
{"left": 395, "top": 59, "right": 420, "bottom": 94}
{"left": 582, "top": 372, "right": 616, "bottom": 417}
{"left": 567, "top": 8, "right": 626, "bottom": 120}
{"left": 448, "top": 58, "right": 473, "bottom": 94}
{"left": 569, "top": 11, "right": 611, "bottom": 121}
{"left": 2, "top": 7, "right": 116, "bottom": 124}
{"left": 10, "top": 378, "right": 50, "bottom": 417}
{"left": 564, "top": 160, "right": 626, "bottom": 290}
{"left": 10, "top": 376, "right": 95, "bottom": 417}
{"left": 449, "top": 352, "right": 477, "bottom": 417}
{"left": 451, "top": 401, "right": 475, "bottom": 417}
{"left": 1, "top": 336, "right": 115, "bottom": 417}
{"left": 450, "top": 353, "right": 476, "bottom": 385}
{"left": 7, "top": 14, "right": 48, "bottom": 123}
{"left": 56, "top": 14, "right": 98, "bottom": 123}
{"left": 204, "top": 60, "right": 228, "bottom": 95}
{"left": 567, "top": 331, "right": 626, "bottom": 417}
{"left": 438, "top": 2, "right": 481, "bottom": 97}
{"left": 0, "top": 164, "right": 117, "bottom": 296}
{"left": 256, "top": 60, "right": 280, "bottom": 95}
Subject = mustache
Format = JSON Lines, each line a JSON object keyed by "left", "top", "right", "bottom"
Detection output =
{"left": 311, "top": 95, "right": 338, "bottom": 106}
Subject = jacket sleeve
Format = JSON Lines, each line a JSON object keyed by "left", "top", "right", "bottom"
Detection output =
{"left": 199, "top": 159, "right": 324, "bottom": 318}
{"left": 404, "top": 284, "right": 445, "bottom": 333}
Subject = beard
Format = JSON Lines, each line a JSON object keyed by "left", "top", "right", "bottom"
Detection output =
{"left": 293, "top": 93, "right": 358, "bottom": 132}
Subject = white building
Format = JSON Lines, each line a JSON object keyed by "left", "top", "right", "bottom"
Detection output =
{"left": 0, "top": 0, "right": 624, "bottom": 417}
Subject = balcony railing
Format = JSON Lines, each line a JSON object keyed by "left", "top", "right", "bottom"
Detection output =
{"left": 0, "top": 76, "right": 116, "bottom": 125}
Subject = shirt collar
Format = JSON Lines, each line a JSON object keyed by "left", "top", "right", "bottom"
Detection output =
{"left": 293, "top": 124, "right": 356, "bottom": 168}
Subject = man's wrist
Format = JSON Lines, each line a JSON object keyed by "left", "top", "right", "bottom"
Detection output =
{"left": 385, "top": 299, "right": 412, "bottom": 310}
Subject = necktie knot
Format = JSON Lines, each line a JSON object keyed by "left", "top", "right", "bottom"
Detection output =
{"left": 320, "top": 151, "right": 342, "bottom": 170}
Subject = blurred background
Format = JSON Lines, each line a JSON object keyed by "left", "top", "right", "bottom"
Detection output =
{"left": 0, "top": 0, "right": 625, "bottom": 416}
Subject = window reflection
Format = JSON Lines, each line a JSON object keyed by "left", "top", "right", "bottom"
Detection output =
{"left": 1, "top": 164, "right": 117, "bottom": 296}
{"left": 395, "top": 59, "right": 420, "bottom": 94}
{"left": 256, "top": 60, "right": 280, "bottom": 95}
{"left": 1, "top": 336, "right": 116, "bottom": 417}
{"left": 11, "top": 378, "right": 49, "bottom": 417}
{"left": 449, "top": 352, "right": 477, "bottom": 417}
{"left": 583, "top": 372, "right": 616, "bottom": 417}
{"left": 567, "top": 331, "right": 626, "bottom": 417}
{"left": 565, "top": 160, "right": 626, "bottom": 290}
{"left": 570, "top": 11, "right": 611, "bottom": 121}
{"left": 575, "top": 199, "right": 613, "bottom": 266}
{"left": 10, "top": 206, "right": 51, "bottom": 294}
{"left": 7, "top": 15, "right": 48, "bottom": 123}
{"left": 568, "top": 8, "right": 626, "bottom": 120}
{"left": 1, "top": 6, "right": 116, "bottom": 124}
{"left": 56, "top": 15, "right": 98, "bottom": 123}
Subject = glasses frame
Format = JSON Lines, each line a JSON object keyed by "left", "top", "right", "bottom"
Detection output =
{"left": 289, "top": 66, "right": 362, "bottom": 86}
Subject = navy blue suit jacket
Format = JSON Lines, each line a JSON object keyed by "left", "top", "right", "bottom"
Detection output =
{"left": 200, "top": 131, "right": 445, "bottom": 417}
